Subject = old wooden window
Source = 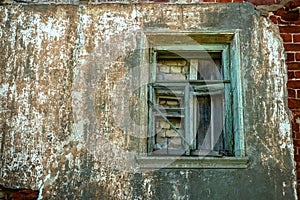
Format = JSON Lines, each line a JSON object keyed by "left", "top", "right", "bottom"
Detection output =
{"left": 137, "top": 32, "right": 247, "bottom": 168}
{"left": 148, "top": 44, "right": 233, "bottom": 157}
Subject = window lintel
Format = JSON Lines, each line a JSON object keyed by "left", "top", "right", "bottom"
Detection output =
{"left": 144, "top": 31, "right": 238, "bottom": 46}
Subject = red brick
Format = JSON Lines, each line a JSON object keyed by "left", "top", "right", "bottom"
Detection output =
{"left": 292, "top": 114, "right": 300, "bottom": 124}
{"left": 287, "top": 53, "right": 295, "bottom": 61}
{"left": 294, "top": 146, "right": 300, "bottom": 155}
{"left": 279, "top": 25, "right": 300, "bottom": 33}
{"left": 285, "top": 0, "right": 300, "bottom": 10}
{"left": 293, "top": 133, "right": 300, "bottom": 141}
{"left": 296, "top": 71, "right": 300, "bottom": 79}
{"left": 275, "top": 8, "right": 285, "bottom": 18}
{"left": 289, "top": 89, "right": 296, "bottom": 98}
{"left": 233, "top": 0, "right": 243, "bottom": 2}
{"left": 293, "top": 132, "right": 296, "bottom": 140}
{"left": 295, "top": 154, "right": 300, "bottom": 162}
{"left": 277, "top": 9, "right": 299, "bottom": 22}
{"left": 294, "top": 71, "right": 300, "bottom": 78}
{"left": 297, "top": 170, "right": 300, "bottom": 180}
{"left": 292, "top": 110, "right": 300, "bottom": 118}
{"left": 270, "top": 15, "right": 279, "bottom": 24}
{"left": 289, "top": 98, "right": 300, "bottom": 109}
{"left": 293, "top": 124, "right": 300, "bottom": 134}
{"left": 216, "top": 0, "right": 232, "bottom": 2}
{"left": 13, "top": 191, "right": 39, "bottom": 200}
{"left": 296, "top": 53, "right": 300, "bottom": 61}
{"left": 281, "top": 33, "right": 293, "bottom": 42}
{"left": 294, "top": 34, "right": 300, "bottom": 42}
{"left": 277, "top": 18, "right": 300, "bottom": 25}
{"left": 201, "top": 0, "right": 216, "bottom": 2}
{"left": 289, "top": 71, "right": 295, "bottom": 79}
{"left": 288, "top": 80, "right": 300, "bottom": 88}
{"left": 288, "top": 63, "right": 300, "bottom": 70}
{"left": 296, "top": 161, "right": 300, "bottom": 169}
{"left": 284, "top": 44, "right": 300, "bottom": 51}
{"left": 294, "top": 139, "right": 300, "bottom": 147}
{"left": 297, "top": 147, "right": 300, "bottom": 155}
{"left": 276, "top": 17, "right": 289, "bottom": 25}
{"left": 246, "top": 0, "right": 275, "bottom": 5}
{"left": 298, "top": 90, "right": 300, "bottom": 98}
{"left": 294, "top": 20, "right": 300, "bottom": 25}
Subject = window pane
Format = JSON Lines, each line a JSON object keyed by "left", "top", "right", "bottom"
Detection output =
{"left": 196, "top": 93, "right": 225, "bottom": 152}
{"left": 196, "top": 95, "right": 211, "bottom": 150}
{"left": 156, "top": 58, "right": 189, "bottom": 81}
{"left": 150, "top": 49, "right": 228, "bottom": 156}
{"left": 198, "top": 58, "right": 223, "bottom": 80}
{"left": 152, "top": 96, "right": 185, "bottom": 155}
{"left": 154, "top": 117, "right": 184, "bottom": 153}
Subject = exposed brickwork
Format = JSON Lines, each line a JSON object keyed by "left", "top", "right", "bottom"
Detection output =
{"left": 154, "top": 59, "right": 189, "bottom": 152}
{"left": 268, "top": 0, "right": 300, "bottom": 197}
{"left": 0, "top": 186, "right": 38, "bottom": 200}
{"left": 246, "top": 0, "right": 283, "bottom": 5}
{"left": 0, "top": 0, "right": 298, "bottom": 199}
{"left": 294, "top": 34, "right": 300, "bottom": 42}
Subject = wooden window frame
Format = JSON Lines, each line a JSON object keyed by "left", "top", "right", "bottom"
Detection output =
{"left": 148, "top": 45, "right": 231, "bottom": 157}
{"left": 136, "top": 31, "right": 248, "bottom": 169}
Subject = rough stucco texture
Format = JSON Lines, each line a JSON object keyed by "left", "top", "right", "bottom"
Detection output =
{"left": 0, "top": 3, "right": 297, "bottom": 199}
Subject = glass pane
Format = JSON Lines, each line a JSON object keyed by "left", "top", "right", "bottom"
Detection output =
{"left": 196, "top": 93, "right": 225, "bottom": 152}
{"left": 156, "top": 51, "right": 223, "bottom": 82}
{"left": 198, "top": 58, "right": 223, "bottom": 80}
{"left": 196, "top": 95, "right": 211, "bottom": 150}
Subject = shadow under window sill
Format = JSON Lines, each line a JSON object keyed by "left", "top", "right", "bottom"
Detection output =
{"left": 136, "top": 155, "right": 249, "bottom": 169}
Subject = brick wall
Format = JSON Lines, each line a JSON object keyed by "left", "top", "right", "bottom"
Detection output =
{"left": 236, "top": 0, "right": 300, "bottom": 197}
{"left": 0, "top": 186, "right": 38, "bottom": 200}
{"left": 266, "top": 0, "right": 300, "bottom": 197}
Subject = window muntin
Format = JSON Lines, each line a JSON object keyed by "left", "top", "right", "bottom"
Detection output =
{"left": 148, "top": 45, "right": 233, "bottom": 157}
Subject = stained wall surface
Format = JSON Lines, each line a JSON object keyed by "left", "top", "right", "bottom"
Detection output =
{"left": 0, "top": 3, "right": 297, "bottom": 199}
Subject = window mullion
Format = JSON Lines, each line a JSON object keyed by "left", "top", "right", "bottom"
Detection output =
{"left": 189, "top": 59, "right": 198, "bottom": 80}
{"left": 148, "top": 85, "right": 155, "bottom": 154}
{"left": 150, "top": 49, "right": 157, "bottom": 83}
{"left": 211, "top": 97, "right": 215, "bottom": 151}
{"left": 184, "top": 84, "right": 191, "bottom": 155}
{"left": 189, "top": 59, "right": 198, "bottom": 151}
{"left": 148, "top": 49, "right": 156, "bottom": 154}
{"left": 222, "top": 46, "right": 233, "bottom": 155}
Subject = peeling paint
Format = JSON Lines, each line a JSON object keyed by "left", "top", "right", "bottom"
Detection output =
{"left": 0, "top": 83, "right": 9, "bottom": 97}
{"left": 0, "top": 3, "right": 297, "bottom": 199}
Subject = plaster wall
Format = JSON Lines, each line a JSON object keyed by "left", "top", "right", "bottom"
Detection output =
{"left": 0, "top": 3, "right": 296, "bottom": 199}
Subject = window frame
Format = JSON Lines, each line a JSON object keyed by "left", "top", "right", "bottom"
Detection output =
{"left": 136, "top": 31, "right": 247, "bottom": 169}
{"left": 148, "top": 44, "right": 232, "bottom": 157}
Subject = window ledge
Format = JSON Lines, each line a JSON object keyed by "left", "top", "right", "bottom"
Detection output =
{"left": 136, "top": 156, "right": 249, "bottom": 169}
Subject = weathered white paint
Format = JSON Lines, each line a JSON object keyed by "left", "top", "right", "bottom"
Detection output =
{"left": 0, "top": 3, "right": 296, "bottom": 199}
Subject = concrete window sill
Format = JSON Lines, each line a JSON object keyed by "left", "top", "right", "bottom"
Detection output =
{"left": 136, "top": 156, "right": 249, "bottom": 169}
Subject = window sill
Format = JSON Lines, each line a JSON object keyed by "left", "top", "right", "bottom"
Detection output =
{"left": 136, "top": 156, "right": 249, "bottom": 169}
